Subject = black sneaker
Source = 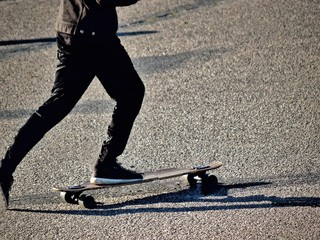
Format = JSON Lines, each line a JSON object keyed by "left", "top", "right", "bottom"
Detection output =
{"left": 0, "top": 176, "right": 14, "bottom": 209}
{"left": 90, "top": 161, "right": 143, "bottom": 185}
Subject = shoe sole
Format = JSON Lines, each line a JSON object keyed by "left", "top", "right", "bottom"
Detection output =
{"left": 90, "top": 177, "right": 143, "bottom": 185}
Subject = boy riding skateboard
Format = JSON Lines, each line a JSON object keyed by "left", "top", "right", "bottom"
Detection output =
{"left": 0, "top": 0, "right": 145, "bottom": 208}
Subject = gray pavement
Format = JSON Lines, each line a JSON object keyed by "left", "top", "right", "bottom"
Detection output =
{"left": 0, "top": 0, "right": 319, "bottom": 239}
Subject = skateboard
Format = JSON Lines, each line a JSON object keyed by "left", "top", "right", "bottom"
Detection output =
{"left": 53, "top": 160, "right": 222, "bottom": 209}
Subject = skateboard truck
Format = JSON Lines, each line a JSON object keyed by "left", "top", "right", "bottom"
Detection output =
{"left": 60, "top": 191, "right": 98, "bottom": 209}
{"left": 187, "top": 171, "right": 219, "bottom": 194}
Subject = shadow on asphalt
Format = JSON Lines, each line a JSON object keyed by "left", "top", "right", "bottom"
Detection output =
{"left": 0, "top": 31, "right": 158, "bottom": 46}
{"left": 8, "top": 181, "right": 320, "bottom": 216}
{"left": 0, "top": 99, "right": 115, "bottom": 119}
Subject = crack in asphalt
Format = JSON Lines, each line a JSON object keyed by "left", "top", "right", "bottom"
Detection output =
{"left": 120, "top": 0, "right": 224, "bottom": 28}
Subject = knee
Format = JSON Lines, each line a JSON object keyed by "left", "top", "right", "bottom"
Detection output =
{"left": 36, "top": 90, "right": 78, "bottom": 123}
{"left": 124, "top": 77, "right": 145, "bottom": 106}
{"left": 135, "top": 80, "right": 145, "bottom": 104}
{"left": 117, "top": 80, "right": 145, "bottom": 116}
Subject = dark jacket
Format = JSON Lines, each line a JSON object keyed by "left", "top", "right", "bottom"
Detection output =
{"left": 55, "top": 0, "right": 138, "bottom": 37}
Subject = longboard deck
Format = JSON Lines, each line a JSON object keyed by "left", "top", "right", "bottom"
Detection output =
{"left": 53, "top": 161, "right": 222, "bottom": 193}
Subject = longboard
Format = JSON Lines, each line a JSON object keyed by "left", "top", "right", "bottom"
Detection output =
{"left": 53, "top": 161, "right": 222, "bottom": 208}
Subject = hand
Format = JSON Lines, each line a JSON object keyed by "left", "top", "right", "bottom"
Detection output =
{"left": 96, "top": 0, "right": 140, "bottom": 7}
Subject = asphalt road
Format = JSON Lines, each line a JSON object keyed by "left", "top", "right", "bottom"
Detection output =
{"left": 0, "top": 0, "right": 319, "bottom": 239}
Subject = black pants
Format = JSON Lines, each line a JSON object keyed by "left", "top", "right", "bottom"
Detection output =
{"left": 1, "top": 37, "right": 145, "bottom": 177}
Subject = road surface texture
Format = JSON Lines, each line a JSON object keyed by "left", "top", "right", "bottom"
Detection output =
{"left": 0, "top": 0, "right": 319, "bottom": 239}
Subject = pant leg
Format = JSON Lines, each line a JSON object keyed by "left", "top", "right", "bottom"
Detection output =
{"left": 0, "top": 47, "right": 95, "bottom": 178}
{"left": 94, "top": 42, "right": 145, "bottom": 166}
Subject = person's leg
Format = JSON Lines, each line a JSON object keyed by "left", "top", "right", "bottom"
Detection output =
{"left": 0, "top": 46, "right": 95, "bottom": 205}
{"left": 91, "top": 42, "right": 145, "bottom": 184}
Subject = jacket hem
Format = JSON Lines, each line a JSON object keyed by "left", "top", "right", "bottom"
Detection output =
{"left": 55, "top": 21, "right": 78, "bottom": 35}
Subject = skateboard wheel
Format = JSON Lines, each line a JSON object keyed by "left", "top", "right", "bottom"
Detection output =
{"left": 201, "top": 175, "right": 218, "bottom": 195}
{"left": 206, "top": 175, "right": 218, "bottom": 186}
{"left": 78, "top": 195, "right": 97, "bottom": 209}
{"left": 60, "top": 191, "right": 78, "bottom": 204}
{"left": 187, "top": 174, "right": 197, "bottom": 187}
